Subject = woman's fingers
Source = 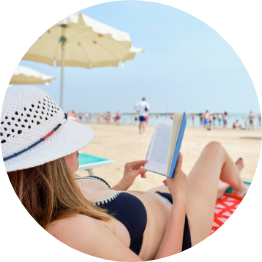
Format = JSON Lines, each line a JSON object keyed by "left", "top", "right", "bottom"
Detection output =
{"left": 141, "top": 172, "right": 147, "bottom": 179}
{"left": 130, "top": 160, "right": 148, "bottom": 167}
{"left": 134, "top": 160, "right": 148, "bottom": 164}
{"left": 175, "top": 153, "right": 183, "bottom": 173}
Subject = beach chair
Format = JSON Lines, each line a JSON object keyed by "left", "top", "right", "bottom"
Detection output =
{"left": 211, "top": 181, "right": 251, "bottom": 234}
{"left": 225, "top": 181, "right": 251, "bottom": 194}
{"left": 78, "top": 153, "right": 115, "bottom": 176}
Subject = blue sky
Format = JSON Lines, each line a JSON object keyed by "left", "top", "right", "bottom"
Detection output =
{"left": 19, "top": 1, "right": 260, "bottom": 114}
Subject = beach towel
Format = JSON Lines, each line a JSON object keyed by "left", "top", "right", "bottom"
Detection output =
{"left": 211, "top": 193, "right": 243, "bottom": 234}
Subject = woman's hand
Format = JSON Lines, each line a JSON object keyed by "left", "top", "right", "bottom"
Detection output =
{"left": 122, "top": 160, "right": 148, "bottom": 187}
{"left": 163, "top": 153, "right": 187, "bottom": 203}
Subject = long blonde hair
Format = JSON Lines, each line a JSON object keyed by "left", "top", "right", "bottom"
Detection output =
{"left": 8, "top": 157, "right": 111, "bottom": 228}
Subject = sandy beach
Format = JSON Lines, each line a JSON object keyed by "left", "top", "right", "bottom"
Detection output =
{"left": 76, "top": 123, "right": 261, "bottom": 191}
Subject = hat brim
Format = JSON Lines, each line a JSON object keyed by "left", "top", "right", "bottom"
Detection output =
{"left": 4, "top": 119, "right": 94, "bottom": 172}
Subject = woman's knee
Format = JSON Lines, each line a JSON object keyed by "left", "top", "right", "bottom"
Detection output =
{"left": 204, "top": 141, "right": 224, "bottom": 154}
{"left": 206, "top": 141, "right": 221, "bottom": 148}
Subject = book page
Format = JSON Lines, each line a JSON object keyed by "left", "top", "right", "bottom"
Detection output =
{"left": 144, "top": 119, "right": 172, "bottom": 175}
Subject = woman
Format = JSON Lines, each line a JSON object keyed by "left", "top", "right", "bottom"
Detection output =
{"left": 223, "top": 112, "right": 229, "bottom": 129}
{"left": 115, "top": 111, "right": 121, "bottom": 125}
{"left": 2, "top": 86, "right": 248, "bottom": 261}
{"left": 218, "top": 114, "right": 222, "bottom": 127}
{"left": 212, "top": 114, "right": 217, "bottom": 127}
{"left": 191, "top": 114, "right": 195, "bottom": 127}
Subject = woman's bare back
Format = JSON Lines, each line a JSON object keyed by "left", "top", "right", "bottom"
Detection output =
{"left": 75, "top": 177, "right": 172, "bottom": 260}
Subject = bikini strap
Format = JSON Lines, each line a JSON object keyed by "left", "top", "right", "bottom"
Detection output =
{"left": 77, "top": 175, "right": 111, "bottom": 190}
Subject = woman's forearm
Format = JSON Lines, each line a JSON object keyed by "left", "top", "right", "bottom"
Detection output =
{"left": 154, "top": 199, "right": 186, "bottom": 259}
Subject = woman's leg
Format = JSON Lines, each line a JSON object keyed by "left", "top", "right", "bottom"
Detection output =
{"left": 147, "top": 179, "right": 233, "bottom": 200}
{"left": 147, "top": 141, "right": 247, "bottom": 245}
{"left": 186, "top": 141, "right": 246, "bottom": 245}
{"left": 217, "top": 180, "right": 230, "bottom": 199}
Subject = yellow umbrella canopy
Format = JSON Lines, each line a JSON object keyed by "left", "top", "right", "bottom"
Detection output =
{"left": 22, "top": 13, "right": 143, "bottom": 109}
{"left": 10, "top": 65, "right": 54, "bottom": 85}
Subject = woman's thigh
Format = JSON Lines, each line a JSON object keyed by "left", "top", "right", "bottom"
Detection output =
{"left": 186, "top": 142, "right": 224, "bottom": 245}
{"left": 146, "top": 142, "right": 226, "bottom": 246}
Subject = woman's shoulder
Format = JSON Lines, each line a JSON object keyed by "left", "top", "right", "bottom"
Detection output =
{"left": 76, "top": 176, "right": 111, "bottom": 191}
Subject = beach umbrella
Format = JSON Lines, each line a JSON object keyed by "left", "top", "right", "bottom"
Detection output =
{"left": 22, "top": 13, "right": 144, "bottom": 109}
{"left": 10, "top": 65, "right": 54, "bottom": 85}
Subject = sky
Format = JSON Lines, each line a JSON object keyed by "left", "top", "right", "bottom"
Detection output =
{"left": 18, "top": 1, "right": 260, "bottom": 114}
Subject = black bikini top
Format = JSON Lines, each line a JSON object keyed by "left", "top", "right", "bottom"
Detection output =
{"left": 77, "top": 176, "right": 147, "bottom": 255}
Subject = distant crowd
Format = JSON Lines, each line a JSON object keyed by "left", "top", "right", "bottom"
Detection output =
{"left": 189, "top": 111, "right": 261, "bottom": 130}
{"left": 67, "top": 101, "right": 261, "bottom": 132}
{"left": 67, "top": 110, "right": 122, "bottom": 125}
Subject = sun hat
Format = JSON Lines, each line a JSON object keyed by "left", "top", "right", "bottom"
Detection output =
{"left": 1, "top": 85, "right": 94, "bottom": 172}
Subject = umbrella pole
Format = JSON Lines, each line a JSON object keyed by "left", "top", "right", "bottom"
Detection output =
{"left": 60, "top": 25, "right": 67, "bottom": 110}
{"left": 60, "top": 42, "right": 65, "bottom": 110}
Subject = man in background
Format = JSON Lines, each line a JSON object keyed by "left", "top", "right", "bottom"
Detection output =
{"left": 223, "top": 112, "right": 229, "bottom": 129}
{"left": 116, "top": 111, "right": 121, "bottom": 125}
{"left": 217, "top": 114, "right": 222, "bottom": 127}
{"left": 85, "top": 113, "right": 89, "bottom": 122}
{"left": 233, "top": 120, "right": 242, "bottom": 129}
{"left": 192, "top": 114, "right": 195, "bottom": 127}
{"left": 249, "top": 111, "right": 256, "bottom": 130}
{"left": 203, "top": 110, "right": 210, "bottom": 128}
{"left": 106, "top": 112, "right": 111, "bottom": 124}
{"left": 259, "top": 114, "right": 261, "bottom": 127}
{"left": 134, "top": 97, "right": 150, "bottom": 134}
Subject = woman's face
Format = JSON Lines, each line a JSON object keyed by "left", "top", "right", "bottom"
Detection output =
{"left": 65, "top": 151, "right": 79, "bottom": 174}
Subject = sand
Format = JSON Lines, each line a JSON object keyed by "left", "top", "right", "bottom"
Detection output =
{"left": 75, "top": 123, "right": 261, "bottom": 191}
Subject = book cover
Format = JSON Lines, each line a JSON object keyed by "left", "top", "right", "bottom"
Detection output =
{"left": 167, "top": 112, "right": 187, "bottom": 178}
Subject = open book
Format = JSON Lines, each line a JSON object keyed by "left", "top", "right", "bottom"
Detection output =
{"left": 144, "top": 112, "right": 186, "bottom": 178}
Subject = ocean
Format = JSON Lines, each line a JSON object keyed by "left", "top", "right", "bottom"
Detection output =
{"left": 81, "top": 113, "right": 261, "bottom": 130}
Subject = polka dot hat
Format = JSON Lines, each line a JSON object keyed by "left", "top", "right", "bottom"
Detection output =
{"left": 1, "top": 85, "right": 94, "bottom": 172}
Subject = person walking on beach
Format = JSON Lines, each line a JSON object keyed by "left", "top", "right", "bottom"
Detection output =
{"left": 223, "top": 112, "right": 229, "bottom": 129}
{"left": 200, "top": 113, "right": 204, "bottom": 127}
{"left": 85, "top": 113, "right": 89, "bottom": 122}
{"left": 207, "top": 114, "right": 213, "bottom": 131}
{"left": 96, "top": 114, "right": 101, "bottom": 124}
{"left": 245, "top": 118, "right": 248, "bottom": 129}
{"left": 116, "top": 111, "right": 121, "bottom": 125}
{"left": 192, "top": 114, "right": 195, "bottom": 127}
{"left": 203, "top": 110, "right": 210, "bottom": 128}
{"left": 217, "top": 114, "right": 222, "bottom": 127}
{"left": 212, "top": 114, "right": 217, "bottom": 127}
{"left": 106, "top": 112, "right": 111, "bottom": 124}
{"left": 134, "top": 97, "right": 150, "bottom": 134}
{"left": 259, "top": 114, "right": 261, "bottom": 127}
{"left": 248, "top": 111, "right": 256, "bottom": 130}
{"left": 89, "top": 113, "right": 93, "bottom": 122}
{"left": 102, "top": 113, "right": 106, "bottom": 124}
